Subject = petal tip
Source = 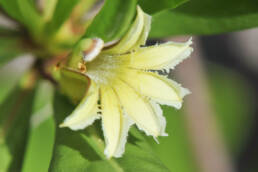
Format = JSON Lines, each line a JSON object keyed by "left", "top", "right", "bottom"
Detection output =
{"left": 187, "top": 37, "right": 193, "bottom": 45}
{"left": 153, "top": 137, "right": 160, "bottom": 144}
{"left": 104, "top": 150, "right": 113, "bottom": 159}
{"left": 59, "top": 123, "right": 66, "bottom": 128}
{"left": 162, "top": 132, "right": 169, "bottom": 137}
{"left": 181, "top": 87, "right": 191, "bottom": 98}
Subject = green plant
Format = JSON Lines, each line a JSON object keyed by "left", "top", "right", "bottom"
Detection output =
{"left": 0, "top": 0, "right": 257, "bottom": 171}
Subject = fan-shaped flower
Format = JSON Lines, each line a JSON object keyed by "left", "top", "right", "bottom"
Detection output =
{"left": 59, "top": 6, "right": 193, "bottom": 158}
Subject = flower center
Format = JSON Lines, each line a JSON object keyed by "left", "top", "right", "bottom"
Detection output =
{"left": 86, "top": 53, "right": 126, "bottom": 85}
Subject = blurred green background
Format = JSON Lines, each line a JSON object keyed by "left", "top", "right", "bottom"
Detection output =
{"left": 0, "top": 0, "right": 258, "bottom": 171}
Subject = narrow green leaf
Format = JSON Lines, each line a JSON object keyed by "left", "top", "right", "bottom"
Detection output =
{"left": 43, "top": 0, "right": 58, "bottom": 21}
{"left": 0, "top": 37, "right": 24, "bottom": 68}
{"left": 44, "top": 0, "right": 80, "bottom": 35}
{"left": 150, "top": 0, "right": 258, "bottom": 37}
{"left": 84, "top": 0, "right": 137, "bottom": 42}
{"left": 0, "top": 86, "right": 36, "bottom": 171}
{"left": 22, "top": 81, "right": 55, "bottom": 172}
{"left": 0, "top": 144, "right": 12, "bottom": 172}
{"left": 0, "top": 0, "right": 23, "bottom": 22}
{"left": 0, "top": 55, "right": 34, "bottom": 103}
{"left": 49, "top": 92, "right": 170, "bottom": 172}
{"left": 17, "top": 0, "right": 43, "bottom": 34}
{"left": 0, "top": 0, "right": 42, "bottom": 34}
{"left": 139, "top": 0, "right": 188, "bottom": 14}
{"left": 0, "top": 27, "right": 21, "bottom": 36}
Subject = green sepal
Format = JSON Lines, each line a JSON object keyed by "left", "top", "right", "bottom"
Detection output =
{"left": 58, "top": 67, "right": 90, "bottom": 103}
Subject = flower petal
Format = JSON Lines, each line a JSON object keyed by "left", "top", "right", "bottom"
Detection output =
{"left": 149, "top": 100, "right": 168, "bottom": 139}
{"left": 60, "top": 82, "right": 100, "bottom": 130}
{"left": 103, "top": 6, "right": 146, "bottom": 54}
{"left": 112, "top": 113, "right": 133, "bottom": 157}
{"left": 122, "top": 69, "right": 190, "bottom": 109}
{"left": 114, "top": 79, "right": 165, "bottom": 137}
{"left": 129, "top": 10, "right": 151, "bottom": 50}
{"left": 100, "top": 86, "right": 125, "bottom": 158}
{"left": 124, "top": 38, "right": 193, "bottom": 71}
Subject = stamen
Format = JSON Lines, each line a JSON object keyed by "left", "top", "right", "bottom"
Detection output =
{"left": 78, "top": 62, "right": 87, "bottom": 72}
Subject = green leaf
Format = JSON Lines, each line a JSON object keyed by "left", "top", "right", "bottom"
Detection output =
{"left": 22, "top": 81, "right": 55, "bottom": 172}
{"left": 0, "top": 86, "right": 36, "bottom": 171}
{"left": 0, "top": 144, "right": 12, "bottom": 172}
{"left": 44, "top": 0, "right": 80, "bottom": 36}
{"left": 139, "top": 0, "right": 188, "bottom": 14}
{"left": 0, "top": 0, "right": 23, "bottom": 22}
{"left": 42, "top": 0, "right": 58, "bottom": 21}
{"left": 0, "top": 37, "right": 24, "bottom": 68}
{"left": 145, "top": 106, "right": 199, "bottom": 172}
{"left": 0, "top": 0, "right": 42, "bottom": 34}
{"left": 49, "top": 92, "right": 169, "bottom": 172}
{"left": 150, "top": 0, "right": 258, "bottom": 37}
{"left": 17, "top": 0, "right": 43, "bottom": 34}
{"left": 0, "top": 56, "right": 34, "bottom": 103}
{"left": 84, "top": 0, "right": 137, "bottom": 42}
{"left": 0, "top": 27, "right": 21, "bottom": 36}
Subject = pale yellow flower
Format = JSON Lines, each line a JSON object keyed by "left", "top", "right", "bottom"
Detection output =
{"left": 60, "top": 6, "right": 193, "bottom": 158}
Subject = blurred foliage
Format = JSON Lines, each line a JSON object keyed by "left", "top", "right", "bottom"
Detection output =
{"left": 143, "top": 64, "right": 255, "bottom": 172}
{"left": 139, "top": 0, "right": 188, "bottom": 14}
{"left": 0, "top": 0, "right": 257, "bottom": 171}
{"left": 150, "top": 0, "right": 258, "bottom": 38}
{"left": 207, "top": 64, "right": 255, "bottom": 156}
{"left": 49, "top": 93, "right": 169, "bottom": 172}
{"left": 84, "top": 0, "right": 137, "bottom": 42}
{"left": 0, "top": 36, "right": 23, "bottom": 67}
{"left": 146, "top": 106, "right": 199, "bottom": 172}
{"left": 22, "top": 81, "right": 55, "bottom": 172}
{"left": 0, "top": 0, "right": 42, "bottom": 35}
{"left": 0, "top": 85, "right": 35, "bottom": 171}
{"left": 44, "top": 0, "right": 80, "bottom": 36}
{"left": 0, "top": 56, "right": 34, "bottom": 103}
